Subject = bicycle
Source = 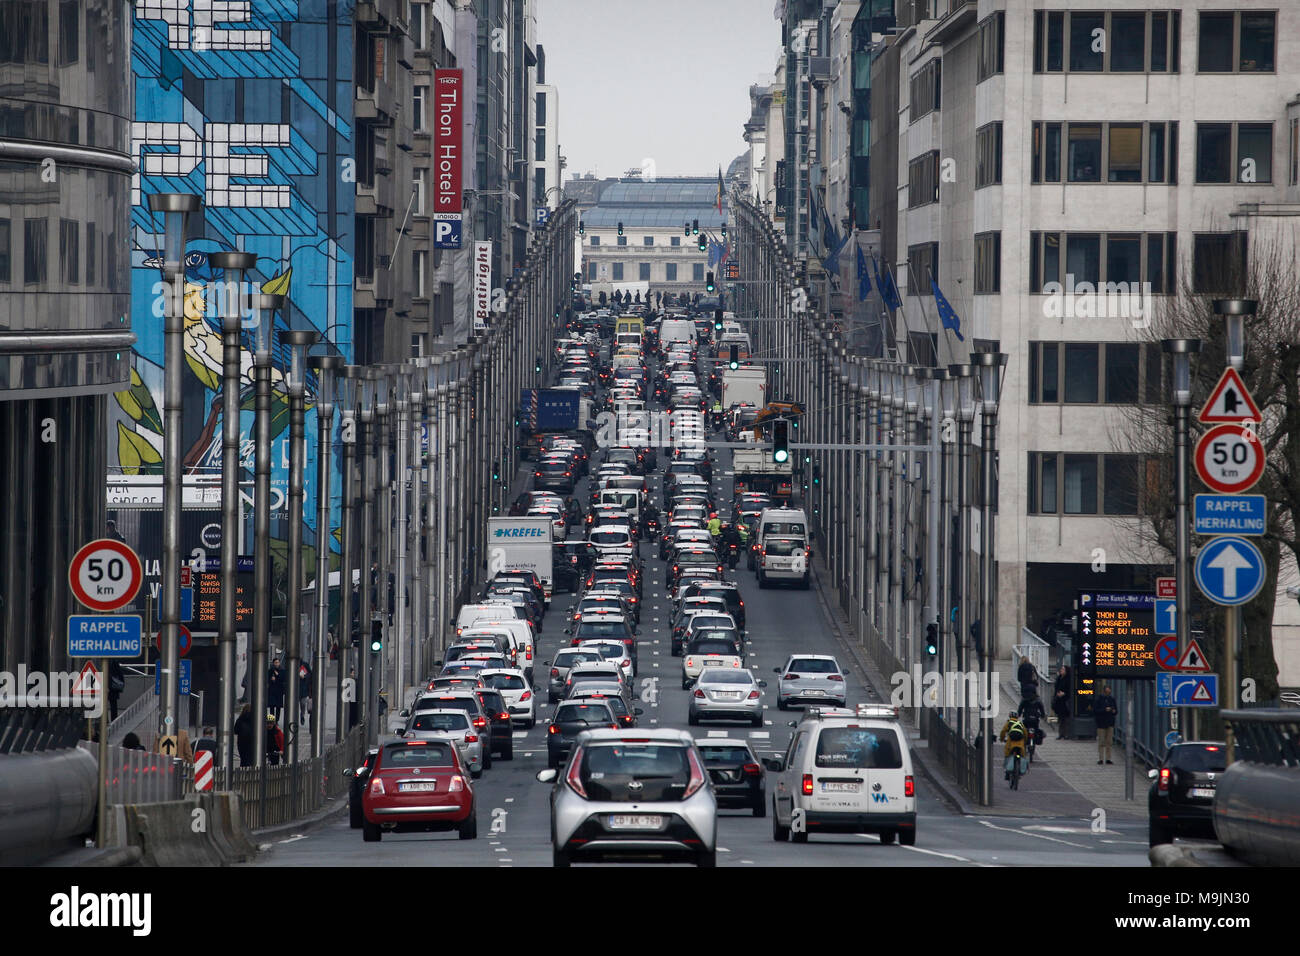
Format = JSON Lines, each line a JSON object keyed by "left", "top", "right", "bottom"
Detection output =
{"left": 1005, "top": 752, "right": 1028, "bottom": 790}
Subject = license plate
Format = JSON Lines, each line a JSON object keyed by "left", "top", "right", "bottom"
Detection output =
{"left": 822, "top": 781, "right": 860, "bottom": 793}
{"left": 399, "top": 781, "right": 437, "bottom": 792}
{"left": 608, "top": 814, "right": 663, "bottom": 830}
{"left": 703, "top": 659, "right": 728, "bottom": 667}
{"left": 1189, "top": 787, "right": 1215, "bottom": 798}
{"left": 716, "top": 692, "right": 744, "bottom": 700}
{"left": 805, "top": 689, "right": 825, "bottom": 696}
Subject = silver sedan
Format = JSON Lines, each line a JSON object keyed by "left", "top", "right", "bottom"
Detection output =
{"left": 688, "top": 668, "right": 767, "bottom": 726}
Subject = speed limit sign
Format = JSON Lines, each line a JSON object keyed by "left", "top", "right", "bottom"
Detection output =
{"left": 1194, "top": 423, "right": 1265, "bottom": 494}
{"left": 69, "top": 539, "right": 144, "bottom": 612}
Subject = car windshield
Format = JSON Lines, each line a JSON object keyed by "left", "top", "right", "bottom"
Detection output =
{"left": 576, "top": 622, "right": 628, "bottom": 640}
{"left": 790, "top": 658, "right": 838, "bottom": 674}
{"left": 698, "top": 670, "right": 751, "bottom": 685}
{"left": 554, "top": 703, "right": 613, "bottom": 723}
{"left": 408, "top": 712, "right": 469, "bottom": 732}
{"left": 689, "top": 639, "right": 737, "bottom": 656}
{"left": 762, "top": 521, "right": 806, "bottom": 537}
{"left": 814, "top": 727, "right": 904, "bottom": 769}
{"left": 677, "top": 552, "right": 716, "bottom": 566}
{"left": 415, "top": 697, "right": 476, "bottom": 716}
{"left": 539, "top": 462, "right": 569, "bottom": 473}
{"left": 765, "top": 539, "right": 804, "bottom": 556}
{"left": 576, "top": 692, "right": 627, "bottom": 715}
{"left": 699, "top": 745, "right": 753, "bottom": 762}
{"left": 590, "top": 531, "right": 630, "bottom": 544}
{"left": 482, "top": 673, "right": 527, "bottom": 690}
{"left": 585, "top": 643, "right": 626, "bottom": 659}
{"left": 578, "top": 744, "right": 692, "bottom": 802}
{"left": 691, "top": 617, "right": 733, "bottom": 631}
{"left": 382, "top": 743, "right": 453, "bottom": 767}
{"left": 1169, "top": 746, "right": 1228, "bottom": 772}
{"left": 555, "top": 651, "right": 601, "bottom": 668}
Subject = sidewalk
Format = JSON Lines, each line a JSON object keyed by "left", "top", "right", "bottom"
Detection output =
{"left": 809, "top": 556, "right": 1148, "bottom": 822}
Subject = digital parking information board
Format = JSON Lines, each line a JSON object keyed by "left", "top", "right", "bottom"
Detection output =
{"left": 1077, "top": 591, "right": 1158, "bottom": 678}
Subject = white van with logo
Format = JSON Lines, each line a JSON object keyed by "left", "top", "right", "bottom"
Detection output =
{"left": 750, "top": 507, "right": 809, "bottom": 571}
{"left": 765, "top": 704, "right": 916, "bottom": 845}
{"left": 454, "top": 618, "right": 535, "bottom": 681}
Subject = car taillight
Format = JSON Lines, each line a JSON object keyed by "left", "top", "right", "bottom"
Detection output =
{"left": 566, "top": 747, "right": 588, "bottom": 797}
{"left": 784, "top": 674, "right": 796, "bottom": 681}
{"left": 548, "top": 725, "right": 559, "bottom": 735}
{"left": 905, "top": 775, "right": 915, "bottom": 797}
{"left": 497, "top": 712, "right": 510, "bottom": 721}
{"left": 465, "top": 733, "right": 478, "bottom": 743}
{"left": 748, "top": 690, "right": 760, "bottom": 699}
{"left": 685, "top": 657, "right": 694, "bottom": 667}
{"left": 448, "top": 775, "right": 465, "bottom": 792}
{"left": 693, "top": 689, "right": 705, "bottom": 698}
{"left": 550, "top": 668, "right": 559, "bottom": 678}
{"left": 827, "top": 674, "right": 844, "bottom": 681}
{"left": 526, "top": 649, "right": 533, "bottom": 660}
{"left": 369, "top": 778, "right": 385, "bottom": 795}
{"left": 743, "top": 762, "right": 761, "bottom": 777}
{"left": 802, "top": 774, "right": 814, "bottom": 795}
{"left": 684, "top": 748, "right": 707, "bottom": 798}
{"left": 473, "top": 717, "right": 487, "bottom": 728}
{"left": 520, "top": 690, "right": 532, "bottom": 701}
{"left": 535, "top": 472, "right": 542, "bottom": 476}
{"left": 1158, "top": 768, "right": 1171, "bottom": 793}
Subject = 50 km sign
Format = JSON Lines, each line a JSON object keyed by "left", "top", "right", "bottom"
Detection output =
{"left": 69, "top": 539, "right": 143, "bottom": 612}
{"left": 1194, "top": 424, "right": 1265, "bottom": 494}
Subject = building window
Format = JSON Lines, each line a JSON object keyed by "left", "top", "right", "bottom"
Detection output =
{"left": 1199, "top": 11, "right": 1275, "bottom": 73}
{"left": 535, "top": 168, "right": 546, "bottom": 201}
{"left": 355, "top": 217, "right": 374, "bottom": 280}
{"left": 414, "top": 169, "right": 427, "bottom": 215}
{"left": 590, "top": 235, "right": 600, "bottom": 246}
{"left": 23, "top": 217, "right": 47, "bottom": 284}
{"left": 907, "top": 242, "right": 938, "bottom": 295}
{"left": 643, "top": 236, "right": 653, "bottom": 246}
{"left": 976, "top": 122, "right": 1002, "bottom": 188}
{"left": 616, "top": 235, "right": 627, "bottom": 246}
{"left": 612, "top": 262, "right": 624, "bottom": 281}
{"left": 59, "top": 218, "right": 78, "bottom": 284}
{"left": 1034, "top": 10, "right": 1179, "bottom": 73}
{"left": 693, "top": 263, "right": 704, "bottom": 282}
{"left": 413, "top": 250, "right": 427, "bottom": 298}
{"left": 535, "top": 127, "right": 546, "bottom": 162}
{"left": 977, "top": 12, "right": 1004, "bottom": 82}
{"left": 535, "top": 91, "right": 546, "bottom": 125}
{"left": 1034, "top": 121, "right": 1177, "bottom": 184}
{"left": 411, "top": 3, "right": 427, "bottom": 49}
{"left": 413, "top": 85, "right": 428, "bottom": 132}
{"left": 1063, "top": 343, "right": 1099, "bottom": 403}
{"left": 666, "top": 263, "right": 677, "bottom": 281}
{"left": 0, "top": 218, "right": 10, "bottom": 283}
{"left": 907, "top": 151, "right": 940, "bottom": 207}
{"left": 1029, "top": 341, "right": 1164, "bottom": 405}
{"left": 1196, "top": 122, "right": 1272, "bottom": 183}
{"left": 908, "top": 59, "right": 941, "bottom": 124}
{"left": 587, "top": 261, "right": 597, "bottom": 280}
{"left": 1029, "top": 452, "right": 1148, "bottom": 515}
{"left": 639, "top": 262, "right": 650, "bottom": 281}
{"left": 1063, "top": 455, "right": 1098, "bottom": 514}
{"left": 85, "top": 222, "right": 94, "bottom": 286}
{"left": 973, "top": 232, "right": 1000, "bottom": 294}
{"left": 1192, "top": 232, "right": 1248, "bottom": 294}
{"left": 670, "top": 236, "right": 681, "bottom": 247}
{"left": 1290, "top": 118, "right": 1300, "bottom": 186}
{"left": 58, "top": 0, "right": 78, "bottom": 66}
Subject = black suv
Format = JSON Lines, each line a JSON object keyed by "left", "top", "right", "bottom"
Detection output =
{"left": 547, "top": 699, "right": 618, "bottom": 768}
{"left": 1148, "top": 741, "right": 1228, "bottom": 845}
{"left": 679, "top": 581, "right": 746, "bottom": 634}
{"left": 475, "top": 688, "right": 515, "bottom": 761}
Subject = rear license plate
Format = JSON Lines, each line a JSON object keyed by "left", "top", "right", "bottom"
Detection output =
{"left": 716, "top": 692, "right": 744, "bottom": 700}
{"left": 1189, "top": 787, "right": 1215, "bottom": 798}
{"left": 703, "top": 658, "right": 728, "bottom": 666}
{"left": 804, "top": 689, "right": 825, "bottom": 696}
{"left": 608, "top": 814, "right": 663, "bottom": 829}
{"left": 822, "top": 781, "right": 860, "bottom": 793}
{"left": 399, "top": 782, "right": 437, "bottom": 792}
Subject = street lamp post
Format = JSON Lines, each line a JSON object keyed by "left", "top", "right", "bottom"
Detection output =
{"left": 1162, "top": 338, "right": 1202, "bottom": 744}
{"left": 393, "top": 366, "right": 411, "bottom": 714}
{"left": 310, "top": 352, "right": 342, "bottom": 758}
{"left": 208, "top": 249, "right": 255, "bottom": 784}
{"left": 973, "top": 351, "right": 1008, "bottom": 808}
{"left": 282, "top": 329, "right": 316, "bottom": 768}
{"left": 358, "top": 370, "right": 378, "bottom": 746}
{"left": 251, "top": 291, "right": 285, "bottom": 774}
{"left": 373, "top": 369, "right": 393, "bottom": 739}
{"left": 949, "top": 363, "right": 976, "bottom": 744}
{"left": 336, "top": 367, "right": 360, "bottom": 743}
{"left": 147, "top": 192, "right": 200, "bottom": 747}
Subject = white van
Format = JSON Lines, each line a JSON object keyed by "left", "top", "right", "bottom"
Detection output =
{"left": 750, "top": 507, "right": 809, "bottom": 570}
{"left": 659, "top": 318, "right": 697, "bottom": 348}
{"left": 766, "top": 704, "right": 916, "bottom": 845}
{"left": 455, "top": 618, "right": 535, "bottom": 680}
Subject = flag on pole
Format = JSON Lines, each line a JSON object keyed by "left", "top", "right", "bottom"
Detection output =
{"left": 856, "top": 244, "right": 872, "bottom": 301}
{"left": 931, "top": 279, "right": 965, "bottom": 341}
{"left": 881, "top": 264, "right": 902, "bottom": 311}
{"left": 716, "top": 166, "right": 724, "bottom": 213}
{"left": 822, "top": 232, "right": 849, "bottom": 275}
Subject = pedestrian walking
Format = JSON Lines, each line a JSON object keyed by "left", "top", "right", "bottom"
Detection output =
{"left": 298, "top": 661, "right": 313, "bottom": 731}
{"left": 1052, "top": 664, "right": 1071, "bottom": 739}
{"left": 267, "top": 656, "right": 285, "bottom": 723}
{"left": 108, "top": 661, "right": 126, "bottom": 722}
{"left": 194, "top": 726, "right": 218, "bottom": 761}
{"left": 1094, "top": 684, "right": 1118, "bottom": 764}
{"left": 265, "top": 713, "right": 284, "bottom": 765}
{"left": 234, "top": 704, "right": 255, "bottom": 766}
{"left": 1017, "top": 655, "right": 1038, "bottom": 701}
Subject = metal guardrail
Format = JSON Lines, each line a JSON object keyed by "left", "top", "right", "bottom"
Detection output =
{"left": 229, "top": 725, "right": 364, "bottom": 830}
{"left": 1222, "top": 709, "right": 1300, "bottom": 767}
{"left": 108, "top": 674, "right": 158, "bottom": 746}
{"left": 926, "top": 708, "right": 980, "bottom": 799}
{"left": 77, "top": 740, "right": 190, "bottom": 804}
{"left": 0, "top": 705, "right": 88, "bottom": 753}
{"left": 1014, "top": 627, "right": 1051, "bottom": 688}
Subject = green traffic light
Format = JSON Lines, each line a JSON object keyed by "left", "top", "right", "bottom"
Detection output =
{"left": 370, "top": 639, "right": 382, "bottom": 652}
{"left": 774, "top": 449, "right": 789, "bottom": 464}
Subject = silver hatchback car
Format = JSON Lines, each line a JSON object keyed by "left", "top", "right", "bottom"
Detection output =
{"left": 774, "top": 654, "right": 848, "bottom": 709}
{"left": 537, "top": 728, "right": 717, "bottom": 867}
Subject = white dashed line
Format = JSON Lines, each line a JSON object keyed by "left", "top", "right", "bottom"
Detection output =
{"left": 976, "top": 819, "right": 1089, "bottom": 849}
{"left": 504, "top": 797, "right": 514, "bottom": 803}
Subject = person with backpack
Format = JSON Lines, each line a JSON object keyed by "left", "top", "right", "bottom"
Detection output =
{"left": 108, "top": 661, "right": 126, "bottom": 721}
{"left": 1020, "top": 690, "right": 1047, "bottom": 753}
{"left": 265, "top": 713, "right": 284, "bottom": 765}
{"left": 999, "top": 711, "right": 1029, "bottom": 780}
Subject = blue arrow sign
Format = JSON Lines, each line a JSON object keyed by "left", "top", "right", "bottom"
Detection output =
{"left": 1164, "top": 731, "right": 1183, "bottom": 749}
{"left": 1194, "top": 535, "right": 1265, "bottom": 606}
{"left": 1194, "top": 494, "right": 1266, "bottom": 535}
{"left": 67, "top": 615, "right": 143, "bottom": 658}
{"left": 155, "top": 659, "right": 191, "bottom": 697}
{"left": 1156, "top": 671, "right": 1218, "bottom": 708}
{"left": 1153, "top": 599, "right": 1177, "bottom": 636}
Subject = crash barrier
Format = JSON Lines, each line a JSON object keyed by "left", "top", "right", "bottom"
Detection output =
{"left": 1213, "top": 709, "right": 1300, "bottom": 866}
{"left": 229, "top": 724, "right": 364, "bottom": 830}
{"left": 0, "top": 745, "right": 98, "bottom": 865}
{"left": 110, "top": 792, "right": 259, "bottom": 866}
{"left": 78, "top": 740, "right": 192, "bottom": 804}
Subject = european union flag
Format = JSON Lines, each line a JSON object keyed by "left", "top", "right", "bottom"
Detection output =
{"left": 932, "top": 280, "right": 965, "bottom": 341}
{"left": 875, "top": 257, "right": 902, "bottom": 311}
{"left": 856, "top": 245, "right": 871, "bottom": 301}
{"left": 822, "top": 233, "right": 849, "bottom": 275}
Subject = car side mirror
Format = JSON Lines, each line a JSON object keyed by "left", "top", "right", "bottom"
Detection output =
{"left": 536, "top": 769, "right": 558, "bottom": 783}
{"left": 758, "top": 680, "right": 768, "bottom": 688}
{"left": 543, "top": 660, "right": 551, "bottom": 667}
{"left": 762, "top": 757, "right": 784, "bottom": 772}
{"left": 634, "top": 708, "right": 645, "bottom": 716}
{"left": 773, "top": 667, "right": 782, "bottom": 674}
{"left": 788, "top": 721, "right": 798, "bottom": 728}
{"left": 434, "top": 660, "right": 443, "bottom": 667}
{"left": 564, "top": 626, "right": 573, "bottom": 634}
{"left": 399, "top": 709, "right": 409, "bottom": 718}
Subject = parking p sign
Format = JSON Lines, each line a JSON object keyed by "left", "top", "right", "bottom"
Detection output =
{"left": 433, "top": 213, "right": 463, "bottom": 249}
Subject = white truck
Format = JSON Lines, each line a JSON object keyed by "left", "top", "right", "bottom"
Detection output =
{"left": 487, "top": 516, "right": 554, "bottom": 602}
{"left": 732, "top": 447, "right": 794, "bottom": 501}
{"left": 722, "top": 367, "right": 767, "bottom": 410}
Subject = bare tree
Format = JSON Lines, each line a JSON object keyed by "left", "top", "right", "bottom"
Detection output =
{"left": 1120, "top": 227, "right": 1300, "bottom": 703}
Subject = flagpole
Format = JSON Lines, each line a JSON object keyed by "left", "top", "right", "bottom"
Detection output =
{"left": 925, "top": 265, "right": 967, "bottom": 366}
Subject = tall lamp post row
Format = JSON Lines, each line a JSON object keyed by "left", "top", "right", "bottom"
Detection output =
{"left": 730, "top": 194, "right": 1008, "bottom": 807}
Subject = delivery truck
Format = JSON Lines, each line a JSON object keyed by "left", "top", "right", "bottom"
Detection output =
{"left": 722, "top": 367, "right": 767, "bottom": 410}
{"left": 488, "top": 516, "right": 555, "bottom": 602}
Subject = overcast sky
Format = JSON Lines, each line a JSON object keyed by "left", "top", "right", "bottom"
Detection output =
{"left": 538, "top": 0, "right": 782, "bottom": 180}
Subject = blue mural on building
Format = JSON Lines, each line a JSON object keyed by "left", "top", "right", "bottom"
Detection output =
{"left": 118, "top": 1, "right": 353, "bottom": 565}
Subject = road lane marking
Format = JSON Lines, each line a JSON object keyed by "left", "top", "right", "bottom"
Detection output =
{"left": 276, "top": 835, "right": 308, "bottom": 844}
{"left": 891, "top": 841, "right": 992, "bottom": 866}
{"left": 976, "top": 819, "right": 1089, "bottom": 848}
{"left": 505, "top": 797, "right": 514, "bottom": 803}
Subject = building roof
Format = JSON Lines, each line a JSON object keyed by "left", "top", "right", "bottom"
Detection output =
{"left": 583, "top": 177, "right": 727, "bottom": 228}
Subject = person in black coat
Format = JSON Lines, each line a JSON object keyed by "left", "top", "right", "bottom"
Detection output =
{"left": 1017, "top": 656, "right": 1038, "bottom": 701}
{"left": 108, "top": 661, "right": 126, "bottom": 721}
{"left": 267, "top": 657, "right": 285, "bottom": 722}
{"left": 1052, "top": 665, "right": 1071, "bottom": 739}
{"left": 233, "top": 704, "right": 255, "bottom": 766}
{"left": 1094, "top": 684, "right": 1118, "bottom": 764}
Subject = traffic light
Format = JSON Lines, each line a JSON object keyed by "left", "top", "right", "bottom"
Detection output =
{"left": 772, "top": 419, "right": 789, "bottom": 464}
{"left": 720, "top": 223, "right": 727, "bottom": 239}
{"left": 728, "top": 344, "right": 739, "bottom": 370}
{"left": 714, "top": 308, "right": 724, "bottom": 333}
{"left": 812, "top": 463, "right": 821, "bottom": 486}
{"left": 684, "top": 222, "right": 691, "bottom": 236}
{"left": 617, "top": 221, "right": 624, "bottom": 236}
{"left": 698, "top": 234, "right": 707, "bottom": 252}
{"left": 925, "top": 623, "right": 938, "bottom": 657}
{"left": 706, "top": 271, "right": 715, "bottom": 293}
{"left": 692, "top": 219, "right": 699, "bottom": 235}
{"left": 535, "top": 355, "right": 542, "bottom": 373}
{"left": 492, "top": 461, "right": 501, "bottom": 482}
{"left": 369, "top": 619, "right": 383, "bottom": 654}
{"left": 578, "top": 220, "right": 585, "bottom": 236}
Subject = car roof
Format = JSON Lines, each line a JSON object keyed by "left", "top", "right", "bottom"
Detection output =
{"left": 575, "top": 727, "right": 694, "bottom": 744}
{"left": 695, "top": 737, "right": 755, "bottom": 749}
{"left": 787, "top": 653, "right": 838, "bottom": 662}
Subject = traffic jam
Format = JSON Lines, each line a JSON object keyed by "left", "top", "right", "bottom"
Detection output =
{"left": 353, "top": 302, "right": 916, "bottom": 865}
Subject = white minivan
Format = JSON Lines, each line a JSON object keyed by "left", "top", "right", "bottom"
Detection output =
{"left": 659, "top": 318, "right": 697, "bottom": 348}
{"left": 766, "top": 704, "right": 916, "bottom": 845}
{"left": 750, "top": 507, "right": 809, "bottom": 570}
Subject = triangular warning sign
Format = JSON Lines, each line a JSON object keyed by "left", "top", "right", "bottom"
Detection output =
{"left": 1191, "top": 681, "right": 1213, "bottom": 702}
{"left": 1198, "top": 368, "right": 1262, "bottom": 424}
{"left": 72, "top": 661, "right": 100, "bottom": 696}
{"left": 1177, "top": 638, "right": 1211, "bottom": 672}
